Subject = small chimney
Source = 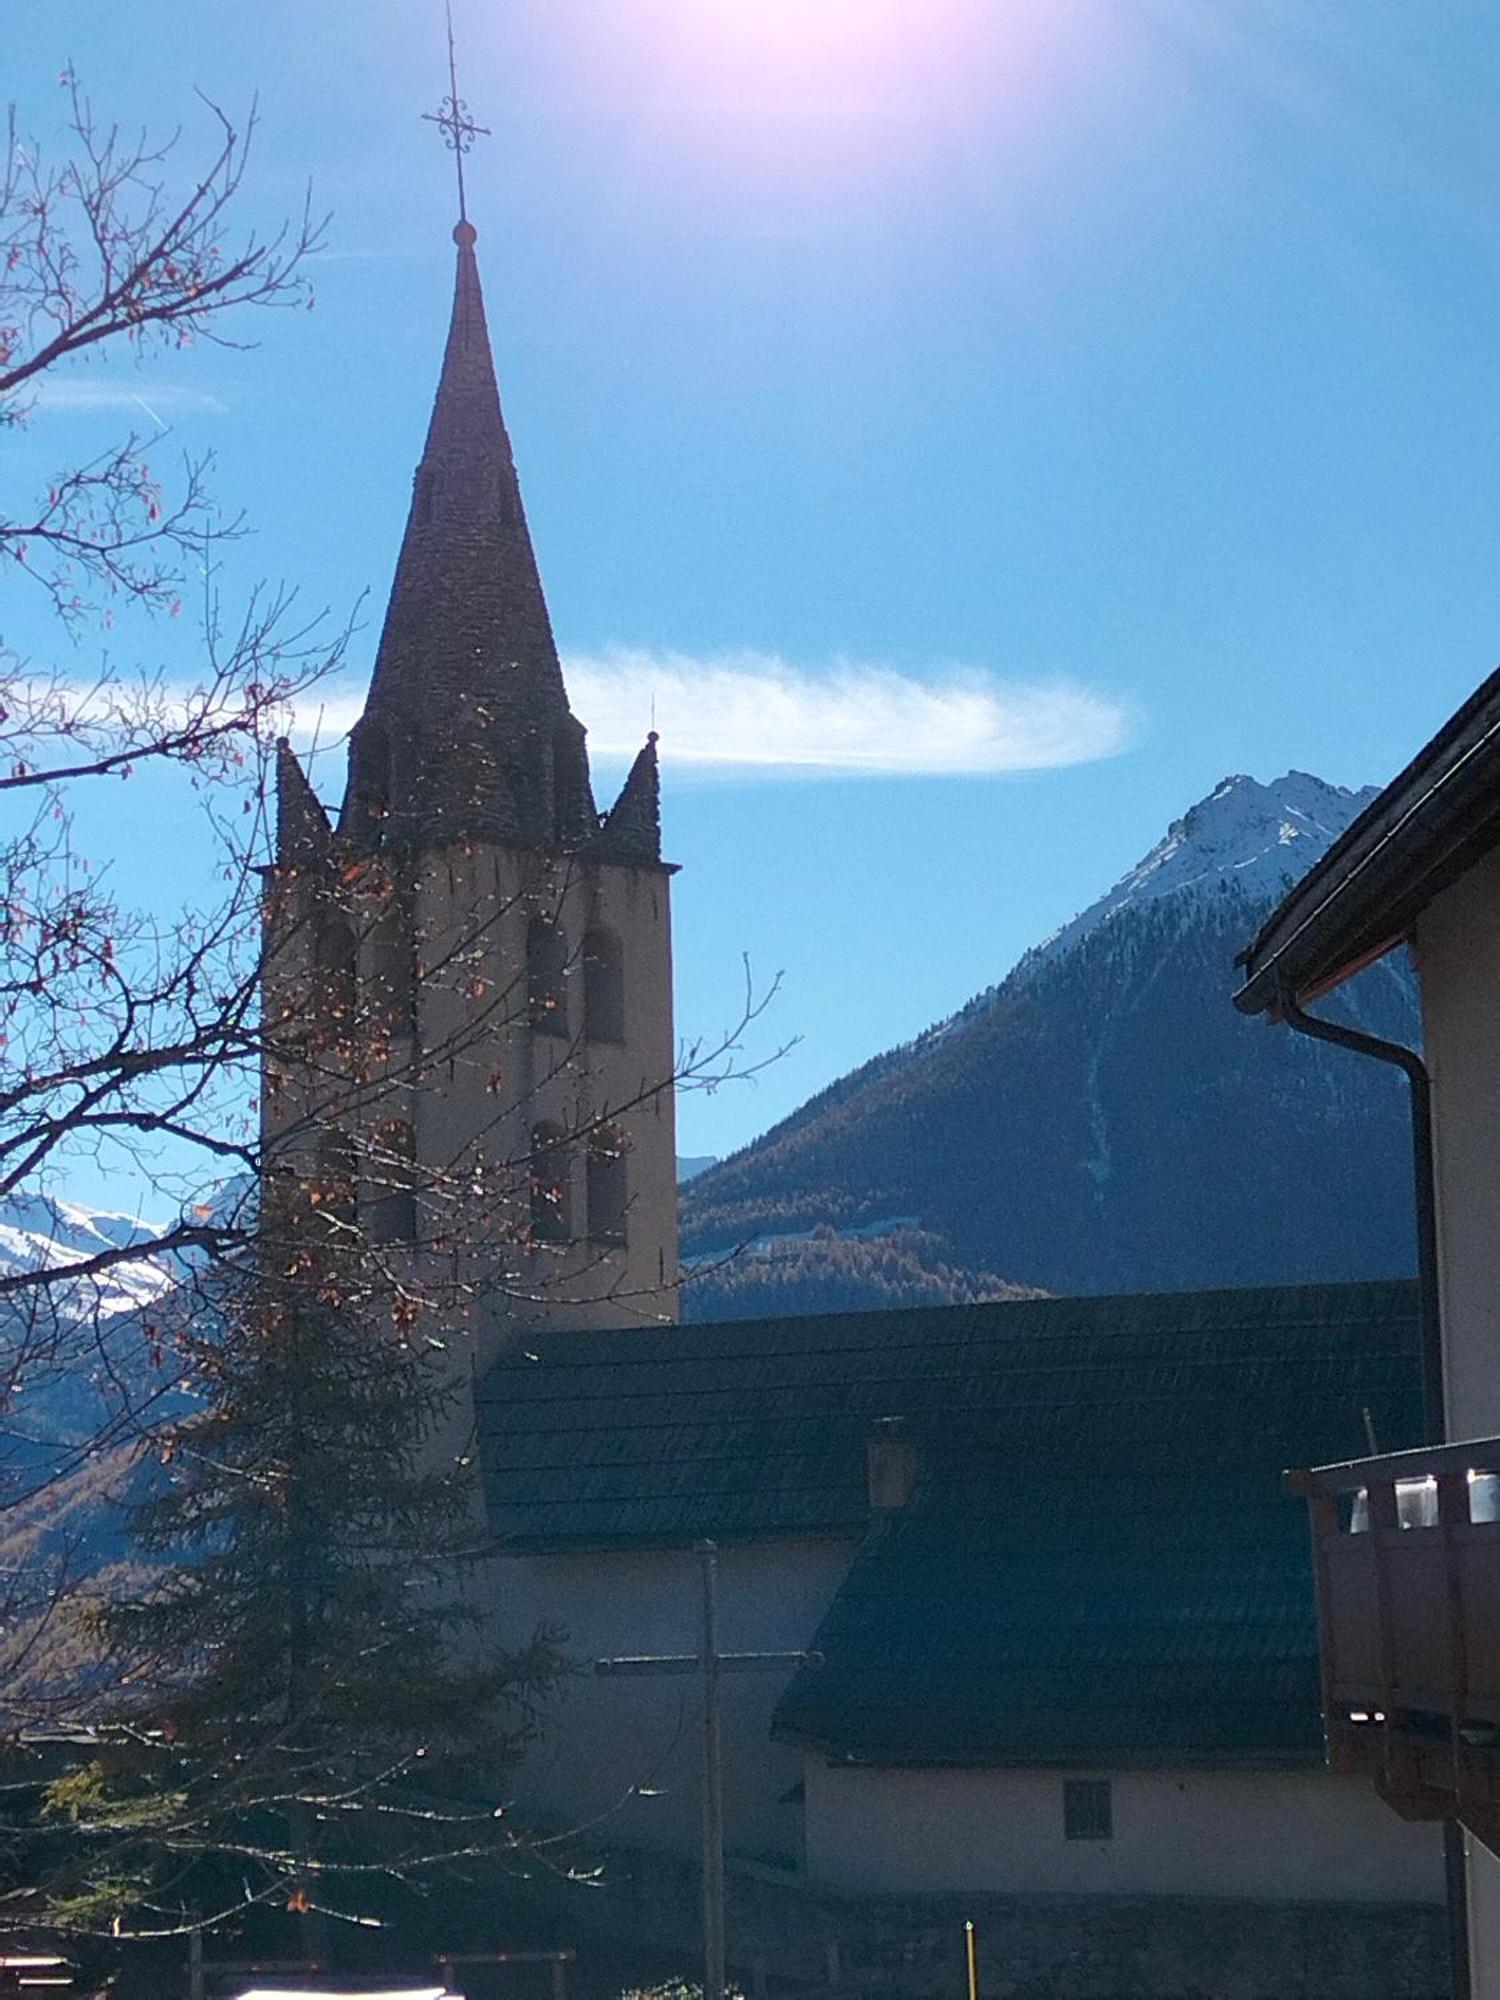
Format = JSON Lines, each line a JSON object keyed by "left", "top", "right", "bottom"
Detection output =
{"left": 866, "top": 1416, "right": 917, "bottom": 1513}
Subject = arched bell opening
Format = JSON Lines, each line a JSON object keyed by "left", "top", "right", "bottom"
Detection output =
{"left": 527, "top": 916, "right": 569, "bottom": 1037}
{"left": 583, "top": 926, "right": 625, "bottom": 1045}
{"left": 369, "top": 885, "right": 418, "bottom": 1042}
{"left": 529, "top": 1121, "right": 574, "bottom": 1243}
{"left": 314, "top": 914, "right": 358, "bottom": 1036}
{"left": 586, "top": 1124, "right": 629, "bottom": 1247}
{"left": 312, "top": 1126, "right": 358, "bottom": 1233}
{"left": 365, "top": 1115, "right": 417, "bottom": 1244}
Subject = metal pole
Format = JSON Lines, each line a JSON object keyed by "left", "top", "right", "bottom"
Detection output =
{"left": 700, "top": 1540, "right": 726, "bottom": 2000}
{"left": 187, "top": 1930, "right": 204, "bottom": 2000}
{"left": 594, "top": 1563, "right": 816, "bottom": 2000}
{"left": 964, "top": 1919, "right": 978, "bottom": 2000}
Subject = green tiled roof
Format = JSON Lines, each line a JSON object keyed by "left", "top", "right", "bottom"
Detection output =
{"left": 477, "top": 1279, "right": 1422, "bottom": 1763}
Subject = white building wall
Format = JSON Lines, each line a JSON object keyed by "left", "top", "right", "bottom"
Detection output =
{"left": 1416, "top": 844, "right": 1500, "bottom": 1443}
{"left": 803, "top": 1762, "right": 1446, "bottom": 1903}
{"left": 1415, "top": 843, "right": 1500, "bottom": 1996}
{"left": 499, "top": 1537, "right": 855, "bottom": 1866}
{"left": 1470, "top": 1845, "right": 1500, "bottom": 2000}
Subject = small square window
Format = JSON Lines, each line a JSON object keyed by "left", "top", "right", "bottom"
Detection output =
{"left": 1063, "top": 1778, "right": 1112, "bottom": 1841}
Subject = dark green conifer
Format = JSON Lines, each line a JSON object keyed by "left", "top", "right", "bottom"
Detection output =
{"left": 36, "top": 1226, "right": 559, "bottom": 1940}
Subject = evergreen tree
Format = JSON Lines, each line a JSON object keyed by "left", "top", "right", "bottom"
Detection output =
{"left": 31, "top": 1212, "right": 561, "bottom": 1941}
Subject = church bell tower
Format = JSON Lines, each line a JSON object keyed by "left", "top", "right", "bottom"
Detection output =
{"left": 262, "top": 206, "right": 680, "bottom": 1369}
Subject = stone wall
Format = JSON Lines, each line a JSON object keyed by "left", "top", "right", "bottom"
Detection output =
{"left": 551, "top": 1844, "right": 1448, "bottom": 2000}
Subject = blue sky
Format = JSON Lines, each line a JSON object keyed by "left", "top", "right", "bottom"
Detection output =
{"left": 8, "top": 0, "right": 1500, "bottom": 1185}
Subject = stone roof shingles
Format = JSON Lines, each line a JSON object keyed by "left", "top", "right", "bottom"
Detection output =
{"left": 274, "top": 738, "right": 332, "bottom": 868}
{"left": 478, "top": 1280, "right": 1423, "bottom": 1764}
{"left": 596, "top": 732, "right": 662, "bottom": 866}
{"left": 339, "top": 224, "right": 610, "bottom": 855}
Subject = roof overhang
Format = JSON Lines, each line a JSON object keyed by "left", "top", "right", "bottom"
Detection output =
{"left": 771, "top": 1735, "right": 1325, "bottom": 1773}
{"left": 1235, "top": 664, "right": 1500, "bottom": 1017}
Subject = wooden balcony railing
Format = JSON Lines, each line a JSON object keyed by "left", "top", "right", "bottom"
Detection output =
{"left": 1289, "top": 1438, "right": 1500, "bottom": 1857}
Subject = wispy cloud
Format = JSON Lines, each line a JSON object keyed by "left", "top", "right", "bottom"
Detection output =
{"left": 28, "top": 380, "right": 226, "bottom": 423}
{"left": 567, "top": 649, "right": 1133, "bottom": 775}
{"left": 293, "top": 650, "right": 1133, "bottom": 779}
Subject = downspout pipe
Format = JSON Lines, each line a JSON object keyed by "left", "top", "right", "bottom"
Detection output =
{"left": 1277, "top": 990, "right": 1443, "bottom": 1441}
{"left": 1277, "top": 986, "right": 1468, "bottom": 2000}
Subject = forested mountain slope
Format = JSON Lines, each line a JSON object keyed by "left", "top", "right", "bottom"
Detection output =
{"left": 682, "top": 773, "right": 1418, "bottom": 1316}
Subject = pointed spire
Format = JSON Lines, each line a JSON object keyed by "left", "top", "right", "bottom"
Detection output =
{"left": 596, "top": 733, "right": 662, "bottom": 865}
{"left": 339, "top": 224, "right": 590, "bottom": 853}
{"left": 275, "top": 739, "right": 332, "bottom": 868}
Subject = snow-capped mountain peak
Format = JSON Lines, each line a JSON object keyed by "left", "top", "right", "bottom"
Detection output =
{"left": 0, "top": 1193, "right": 175, "bottom": 1321}
{"left": 1029, "top": 770, "right": 1377, "bottom": 971}
{"left": 681, "top": 764, "right": 1419, "bottom": 1309}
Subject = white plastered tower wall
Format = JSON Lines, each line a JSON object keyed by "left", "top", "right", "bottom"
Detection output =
{"left": 401, "top": 836, "right": 680, "bottom": 1369}
{"left": 260, "top": 821, "right": 681, "bottom": 1339}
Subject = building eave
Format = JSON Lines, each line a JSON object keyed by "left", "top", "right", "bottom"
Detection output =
{"left": 492, "top": 1524, "right": 857, "bottom": 1559}
{"left": 1235, "top": 663, "right": 1500, "bottom": 1017}
{"left": 771, "top": 1729, "right": 1326, "bottom": 1773}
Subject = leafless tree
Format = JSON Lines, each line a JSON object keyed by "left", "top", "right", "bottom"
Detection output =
{"left": 0, "top": 72, "right": 345, "bottom": 1716}
{"left": 0, "top": 71, "right": 786, "bottom": 1955}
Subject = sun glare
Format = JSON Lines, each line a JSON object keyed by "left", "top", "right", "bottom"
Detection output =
{"left": 683, "top": 0, "right": 928, "bottom": 63}
{"left": 603, "top": 0, "right": 996, "bottom": 183}
{"left": 541, "top": 0, "right": 1079, "bottom": 204}
{"left": 637, "top": 0, "right": 985, "bottom": 110}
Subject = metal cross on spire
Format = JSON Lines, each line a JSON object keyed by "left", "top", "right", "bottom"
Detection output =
{"left": 423, "top": 0, "right": 490, "bottom": 229}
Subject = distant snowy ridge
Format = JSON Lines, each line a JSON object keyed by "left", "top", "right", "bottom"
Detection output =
{"left": 1027, "top": 770, "right": 1377, "bottom": 972}
{"left": 907, "top": 770, "right": 1378, "bottom": 1057}
{"left": 0, "top": 1193, "right": 174, "bottom": 1322}
{"left": 680, "top": 761, "right": 1420, "bottom": 1311}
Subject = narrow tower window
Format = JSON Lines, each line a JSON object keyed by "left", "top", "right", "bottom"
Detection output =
{"left": 370, "top": 886, "right": 417, "bottom": 1041}
{"left": 583, "top": 927, "right": 625, "bottom": 1044}
{"left": 314, "top": 915, "right": 357, "bottom": 1037}
{"left": 587, "top": 1125, "right": 629, "bottom": 1246}
{"left": 529, "top": 1122, "right": 573, "bottom": 1242}
{"left": 365, "top": 1116, "right": 417, "bottom": 1244}
{"left": 527, "top": 917, "right": 569, "bottom": 1036}
{"left": 313, "top": 1128, "right": 357, "bottom": 1231}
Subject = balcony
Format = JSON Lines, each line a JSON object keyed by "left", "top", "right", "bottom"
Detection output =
{"left": 1289, "top": 1438, "right": 1500, "bottom": 1856}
